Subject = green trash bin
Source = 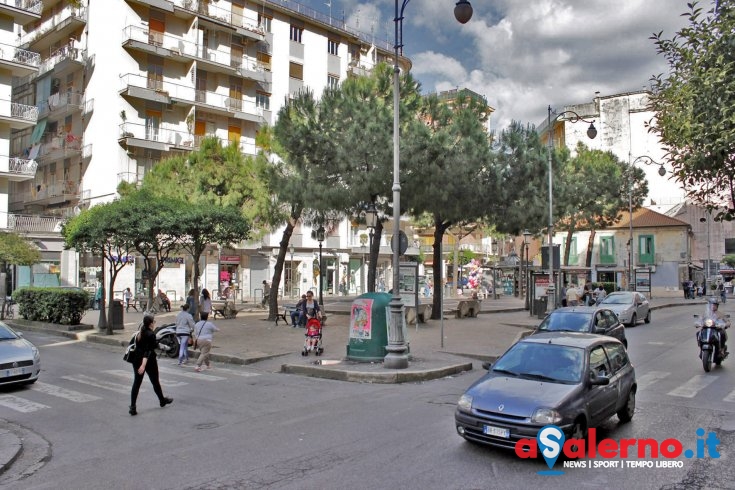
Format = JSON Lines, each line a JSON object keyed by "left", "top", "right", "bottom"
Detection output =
{"left": 346, "top": 292, "right": 392, "bottom": 362}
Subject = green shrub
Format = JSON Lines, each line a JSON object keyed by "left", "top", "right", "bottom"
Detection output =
{"left": 13, "top": 287, "right": 89, "bottom": 325}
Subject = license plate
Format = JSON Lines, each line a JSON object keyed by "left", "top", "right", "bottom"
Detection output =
{"left": 483, "top": 425, "right": 510, "bottom": 438}
{"left": 3, "top": 367, "right": 27, "bottom": 378}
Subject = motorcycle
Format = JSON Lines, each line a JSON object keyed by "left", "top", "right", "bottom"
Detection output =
{"left": 153, "top": 322, "right": 179, "bottom": 358}
{"left": 694, "top": 304, "right": 730, "bottom": 372}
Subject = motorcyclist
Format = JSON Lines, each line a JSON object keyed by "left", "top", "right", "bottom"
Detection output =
{"left": 706, "top": 297, "right": 729, "bottom": 356}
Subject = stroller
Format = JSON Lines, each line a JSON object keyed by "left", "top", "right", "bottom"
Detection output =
{"left": 301, "top": 317, "right": 324, "bottom": 356}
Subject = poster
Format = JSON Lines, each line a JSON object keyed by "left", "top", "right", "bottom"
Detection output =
{"left": 349, "top": 298, "right": 373, "bottom": 339}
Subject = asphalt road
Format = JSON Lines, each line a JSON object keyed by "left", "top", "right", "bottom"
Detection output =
{"left": 1, "top": 303, "right": 734, "bottom": 490}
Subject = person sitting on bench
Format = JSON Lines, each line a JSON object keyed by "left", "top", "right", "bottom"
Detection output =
{"left": 291, "top": 294, "right": 306, "bottom": 327}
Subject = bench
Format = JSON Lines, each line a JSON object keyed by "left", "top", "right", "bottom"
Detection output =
{"left": 455, "top": 299, "right": 480, "bottom": 319}
{"left": 276, "top": 305, "right": 301, "bottom": 326}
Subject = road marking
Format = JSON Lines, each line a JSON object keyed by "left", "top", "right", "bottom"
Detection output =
{"left": 31, "top": 382, "right": 101, "bottom": 402}
{"left": 646, "top": 341, "right": 675, "bottom": 346}
{"left": 62, "top": 374, "right": 134, "bottom": 394}
{"left": 724, "top": 390, "right": 735, "bottom": 402}
{"left": 208, "top": 366, "right": 261, "bottom": 377}
{"left": 668, "top": 375, "right": 718, "bottom": 398}
{"left": 0, "top": 394, "right": 49, "bottom": 413}
{"left": 40, "top": 340, "right": 83, "bottom": 347}
{"left": 636, "top": 371, "right": 670, "bottom": 391}
{"left": 103, "top": 369, "right": 187, "bottom": 387}
{"left": 158, "top": 366, "right": 227, "bottom": 381}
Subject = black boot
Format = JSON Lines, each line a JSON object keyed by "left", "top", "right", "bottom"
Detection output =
{"left": 129, "top": 406, "right": 137, "bottom": 416}
{"left": 160, "top": 397, "right": 173, "bottom": 408}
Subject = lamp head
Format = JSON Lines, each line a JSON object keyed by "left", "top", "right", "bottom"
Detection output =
{"left": 586, "top": 123, "right": 597, "bottom": 139}
{"left": 523, "top": 229, "right": 531, "bottom": 244}
{"left": 316, "top": 226, "right": 325, "bottom": 242}
{"left": 454, "top": 0, "right": 473, "bottom": 24}
{"left": 658, "top": 165, "right": 666, "bottom": 177}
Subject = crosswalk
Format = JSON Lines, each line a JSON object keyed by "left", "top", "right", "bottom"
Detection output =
{"left": 0, "top": 364, "right": 260, "bottom": 413}
{"left": 637, "top": 369, "right": 735, "bottom": 402}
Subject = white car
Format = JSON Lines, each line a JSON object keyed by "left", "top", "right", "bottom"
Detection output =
{"left": 600, "top": 291, "right": 651, "bottom": 327}
{"left": 0, "top": 322, "right": 41, "bottom": 386}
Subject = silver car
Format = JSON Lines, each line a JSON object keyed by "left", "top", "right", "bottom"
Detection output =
{"left": 600, "top": 291, "right": 651, "bottom": 327}
{"left": 0, "top": 322, "right": 41, "bottom": 386}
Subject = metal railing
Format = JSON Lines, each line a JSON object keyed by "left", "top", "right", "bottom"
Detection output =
{"left": 4, "top": 156, "right": 37, "bottom": 176}
{"left": 0, "top": 41, "right": 40, "bottom": 68}
{"left": 6, "top": 213, "right": 64, "bottom": 233}
{"left": 12, "top": 181, "right": 79, "bottom": 206}
{"left": 37, "top": 44, "right": 85, "bottom": 77}
{"left": 0, "top": 0, "right": 41, "bottom": 15}
{"left": 37, "top": 91, "right": 84, "bottom": 119}
{"left": 120, "top": 123, "right": 257, "bottom": 155}
{"left": 171, "top": 0, "right": 265, "bottom": 37}
{"left": 0, "top": 99, "right": 38, "bottom": 122}
{"left": 19, "top": 5, "right": 87, "bottom": 46}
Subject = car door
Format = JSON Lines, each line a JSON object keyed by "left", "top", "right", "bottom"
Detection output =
{"left": 602, "top": 309, "right": 625, "bottom": 342}
{"left": 585, "top": 345, "right": 617, "bottom": 425}
{"left": 635, "top": 293, "right": 649, "bottom": 319}
{"left": 603, "top": 342, "right": 631, "bottom": 414}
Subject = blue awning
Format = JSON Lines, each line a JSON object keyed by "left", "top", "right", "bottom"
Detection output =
{"left": 30, "top": 118, "right": 47, "bottom": 145}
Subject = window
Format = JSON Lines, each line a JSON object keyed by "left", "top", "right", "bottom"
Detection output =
{"left": 256, "top": 51, "right": 271, "bottom": 71}
{"left": 290, "top": 25, "right": 303, "bottom": 43}
{"left": 589, "top": 346, "right": 611, "bottom": 378}
{"left": 638, "top": 234, "right": 655, "bottom": 265}
{"left": 328, "top": 39, "right": 339, "bottom": 55}
{"left": 327, "top": 74, "right": 339, "bottom": 89}
{"left": 600, "top": 236, "right": 615, "bottom": 264}
{"left": 258, "top": 14, "right": 271, "bottom": 32}
{"left": 564, "top": 237, "right": 578, "bottom": 265}
{"left": 256, "top": 92, "right": 270, "bottom": 110}
{"left": 289, "top": 62, "right": 303, "bottom": 80}
{"left": 604, "top": 343, "right": 629, "bottom": 373}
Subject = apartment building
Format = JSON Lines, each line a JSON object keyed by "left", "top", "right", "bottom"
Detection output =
{"left": 7, "top": 0, "right": 404, "bottom": 298}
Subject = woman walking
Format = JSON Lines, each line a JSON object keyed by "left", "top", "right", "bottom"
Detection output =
{"left": 193, "top": 316, "right": 219, "bottom": 372}
{"left": 199, "top": 288, "right": 212, "bottom": 320}
{"left": 129, "top": 315, "right": 173, "bottom": 415}
{"left": 175, "top": 304, "right": 195, "bottom": 365}
{"left": 185, "top": 289, "right": 198, "bottom": 319}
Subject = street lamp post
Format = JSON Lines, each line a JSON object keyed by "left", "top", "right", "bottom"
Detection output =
{"left": 700, "top": 213, "right": 711, "bottom": 286}
{"left": 289, "top": 243, "right": 295, "bottom": 298}
{"left": 523, "top": 229, "right": 531, "bottom": 310}
{"left": 546, "top": 106, "right": 597, "bottom": 311}
{"left": 628, "top": 156, "right": 665, "bottom": 291}
{"left": 386, "top": 0, "right": 473, "bottom": 369}
{"left": 316, "top": 226, "right": 325, "bottom": 307}
{"left": 365, "top": 202, "right": 378, "bottom": 293}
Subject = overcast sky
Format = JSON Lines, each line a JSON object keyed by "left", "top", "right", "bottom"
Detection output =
{"left": 301, "top": 0, "right": 696, "bottom": 131}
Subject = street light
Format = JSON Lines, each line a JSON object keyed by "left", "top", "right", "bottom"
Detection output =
{"left": 628, "top": 156, "right": 664, "bottom": 291}
{"left": 289, "top": 243, "right": 295, "bottom": 298}
{"left": 365, "top": 202, "right": 378, "bottom": 293}
{"left": 316, "top": 225, "right": 325, "bottom": 307}
{"left": 546, "top": 106, "right": 597, "bottom": 311}
{"left": 700, "top": 212, "right": 712, "bottom": 286}
{"left": 523, "top": 229, "right": 531, "bottom": 309}
{"left": 386, "top": 0, "right": 473, "bottom": 369}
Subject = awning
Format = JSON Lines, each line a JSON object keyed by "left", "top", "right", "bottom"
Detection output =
{"left": 30, "top": 118, "right": 47, "bottom": 145}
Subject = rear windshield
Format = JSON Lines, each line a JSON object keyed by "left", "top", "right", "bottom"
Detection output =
{"left": 601, "top": 294, "right": 632, "bottom": 305}
{"left": 537, "top": 311, "right": 592, "bottom": 333}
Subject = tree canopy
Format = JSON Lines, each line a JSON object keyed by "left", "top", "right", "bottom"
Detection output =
{"left": 0, "top": 232, "right": 41, "bottom": 266}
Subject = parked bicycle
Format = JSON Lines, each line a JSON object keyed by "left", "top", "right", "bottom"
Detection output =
{"left": 4, "top": 297, "right": 14, "bottom": 319}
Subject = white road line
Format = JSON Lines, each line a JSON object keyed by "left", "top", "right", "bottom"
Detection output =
{"left": 208, "top": 366, "right": 260, "bottom": 377}
{"left": 0, "top": 395, "right": 49, "bottom": 413}
{"left": 724, "top": 390, "right": 735, "bottom": 402}
{"left": 31, "top": 382, "right": 101, "bottom": 402}
{"left": 103, "top": 369, "right": 188, "bottom": 387}
{"left": 40, "top": 340, "right": 83, "bottom": 347}
{"left": 158, "top": 366, "right": 227, "bottom": 381}
{"left": 636, "top": 371, "right": 670, "bottom": 391}
{"left": 668, "top": 375, "right": 718, "bottom": 398}
{"left": 62, "top": 374, "right": 134, "bottom": 394}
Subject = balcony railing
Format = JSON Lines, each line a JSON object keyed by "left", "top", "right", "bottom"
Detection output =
{"left": 121, "top": 25, "right": 266, "bottom": 77}
{"left": 0, "top": 99, "right": 38, "bottom": 122}
{"left": 36, "top": 132, "right": 82, "bottom": 161}
{"left": 171, "top": 0, "right": 264, "bottom": 37}
{"left": 0, "top": 41, "right": 40, "bottom": 68}
{"left": 0, "top": 0, "right": 42, "bottom": 15}
{"left": 37, "top": 91, "right": 84, "bottom": 119}
{"left": 20, "top": 5, "right": 87, "bottom": 46}
{"left": 6, "top": 213, "right": 64, "bottom": 233}
{"left": 120, "top": 122, "right": 194, "bottom": 148}
{"left": 37, "top": 43, "right": 85, "bottom": 77}
{"left": 5, "top": 156, "right": 37, "bottom": 176}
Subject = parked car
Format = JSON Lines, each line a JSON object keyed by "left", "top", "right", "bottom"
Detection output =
{"left": 534, "top": 306, "right": 627, "bottom": 347}
{"left": 0, "top": 321, "right": 40, "bottom": 387}
{"left": 599, "top": 291, "right": 651, "bottom": 327}
{"left": 455, "top": 333, "right": 636, "bottom": 450}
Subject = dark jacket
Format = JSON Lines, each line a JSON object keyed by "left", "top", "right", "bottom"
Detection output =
{"left": 301, "top": 299, "right": 321, "bottom": 318}
{"left": 136, "top": 327, "right": 158, "bottom": 361}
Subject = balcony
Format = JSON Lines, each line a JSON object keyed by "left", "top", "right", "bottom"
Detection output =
{"left": 119, "top": 122, "right": 194, "bottom": 152}
{"left": 121, "top": 25, "right": 269, "bottom": 83}
{"left": 12, "top": 180, "right": 80, "bottom": 209}
{"left": 37, "top": 43, "right": 86, "bottom": 78}
{"left": 171, "top": 0, "right": 265, "bottom": 41}
{"left": 5, "top": 213, "right": 64, "bottom": 233}
{"left": 194, "top": 90, "right": 266, "bottom": 123}
{"left": 20, "top": 4, "right": 88, "bottom": 53}
{"left": 0, "top": 156, "right": 36, "bottom": 181}
{"left": 0, "top": 99, "right": 38, "bottom": 129}
{"left": 37, "top": 91, "right": 85, "bottom": 121}
{"left": 36, "top": 132, "right": 82, "bottom": 162}
{"left": 0, "top": 0, "right": 41, "bottom": 23}
{"left": 0, "top": 42, "right": 40, "bottom": 76}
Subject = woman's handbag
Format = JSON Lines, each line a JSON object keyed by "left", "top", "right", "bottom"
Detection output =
{"left": 123, "top": 332, "right": 137, "bottom": 363}
{"left": 188, "top": 336, "right": 194, "bottom": 346}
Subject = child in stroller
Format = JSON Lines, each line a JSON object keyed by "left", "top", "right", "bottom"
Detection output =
{"left": 301, "top": 316, "right": 324, "bottom": 356}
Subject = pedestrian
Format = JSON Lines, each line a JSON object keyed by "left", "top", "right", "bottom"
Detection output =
{"left": 560, "top": 284, "right": 568, "bottom": 307}
{"left": 129, "top": 315, "right": 173, "bottom": 416}
{"left": 301, "top": 291, "right": 322, "bottom": 322}
{"left": 261, "top": 280, "right": 271, "bottom": 308}
{"left": 719, "top": 282, "right": 727, "bottom": 304}
{"left": 193, "top": 315, "right": 219, "bottom": 372}
{"left": 175, "top": 304, "right": 195, "bottom": 365}
{"left": 566, "top": 283, "right": 580, "bottom": 307}
{"left": 199, "top": 288, "right": 212, "bottom": 320}
{"left": 594, "top": 284, "right": 607, "bottom": 305}
{"left": 291, "top": 294, "right": 307, "bottom": 327}
{"left": 186, "top": 289, "right": 197, "bottom": 318}
{"left": 123, "top": 287, "right": 133, "bottom": 312}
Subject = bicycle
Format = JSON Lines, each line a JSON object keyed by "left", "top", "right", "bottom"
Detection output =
{"left": 4, "top": 299, "right": 14, "bottom": 319}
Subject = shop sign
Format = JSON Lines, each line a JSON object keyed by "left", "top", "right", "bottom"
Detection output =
{"left": 221, "top": 255, "right": 240, "bottom": 264}
{"left": 163, "top": 257, "right": 185, "bottom": 268}
{"left": 112, "top": 255, "right": 135, "bottom": 265}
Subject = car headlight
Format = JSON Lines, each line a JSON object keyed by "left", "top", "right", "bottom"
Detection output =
{"left": 31, "top": 346, "right": 40, "bottom": 361}
{"left": 531, "top": 408, "right": 562, "bottom": 425}
{"left": 705, "top": 319, "right": 715, "bottom": 327}
{"left": 457, "top": 394, "right": 473, "bottom": 412}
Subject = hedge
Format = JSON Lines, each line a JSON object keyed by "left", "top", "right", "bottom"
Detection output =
{"left": 13, "top": 287, "right": 89, "bottom": 325}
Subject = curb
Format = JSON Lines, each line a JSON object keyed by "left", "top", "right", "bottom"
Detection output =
{"left": 0, "top": 424, "right": 22, "bottom": 477}
{"left": 280, "top": 361, "right": 473, "bottom": 383}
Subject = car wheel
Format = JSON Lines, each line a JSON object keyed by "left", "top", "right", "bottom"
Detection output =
{"left": 568, "top": 418, "right": 587, "bottom": 452}
{"left": 628, "top": 314, "right": 637, "bottom": 327}
{"left": 644, "top": 310, "right": 651, "bottom": 324}
{"left": 617, "top": 388, "right": 635, "bottom": 423}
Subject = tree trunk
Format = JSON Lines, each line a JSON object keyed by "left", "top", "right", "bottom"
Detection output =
{"left": 268, "top": 223, "right": 295, "bottom": 320}
{"left": 431, "top": 219, "right": 449, "bottom": 320}
{"left": 98, "top": 259, "right": 108, "bottom": 333}
{"left": 368, "top": 221, "right": 384, "bottom": 293}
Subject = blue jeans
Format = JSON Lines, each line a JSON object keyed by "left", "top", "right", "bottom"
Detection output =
{"left": 290, "top": 310, "right": 303, "bottom": 326}
{"left": 177, "top": 334, "right": 190, "bottom": 363}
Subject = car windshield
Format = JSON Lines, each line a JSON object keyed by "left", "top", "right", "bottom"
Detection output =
{"left": 601, "top": 293, "right": 633, "bottom": 305}
{"left": 0, "top": 323, "right": 19, "bottom": 340}
{"left": 493, "top": 342, "right": 584, "bottom": 383}
{"left": 537, "top": 311, "right": 592, "bottom": 333}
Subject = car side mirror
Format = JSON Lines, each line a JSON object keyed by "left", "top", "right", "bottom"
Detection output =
{"left": 589, "top": 372, "right": 610, "bottom": 386}
{"left": 594, "top": 327, "right": 606, "bottom": 334}
{"left": 481, "top": 362, "right": 492, "bottom": 370}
